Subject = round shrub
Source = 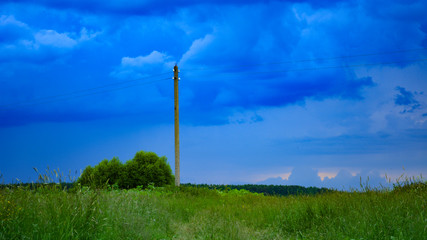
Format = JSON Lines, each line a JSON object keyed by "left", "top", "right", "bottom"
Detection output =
{"left": 77, "top": 151, "right": 174, "bottom": 189}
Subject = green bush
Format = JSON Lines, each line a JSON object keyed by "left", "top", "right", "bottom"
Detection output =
{"left": 77, "top": 151, "right": 174, "bottom": 189}
{"left": 78, "top": 165, "right": 94, "bottom": 186}
{"left": 94, "top": 157, "right": 122, "bottom": 186}
{"left": 119, "top": 151, "right": 174, "bottom": 189}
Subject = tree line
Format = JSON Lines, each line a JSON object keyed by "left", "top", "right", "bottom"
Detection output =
{"left": 182, "top": 183, "right": 333, "bottom": 196}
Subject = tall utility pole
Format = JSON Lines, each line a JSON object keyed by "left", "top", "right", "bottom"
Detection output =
{"left": 173, "top": 65, "right": 180, "bottom": 187}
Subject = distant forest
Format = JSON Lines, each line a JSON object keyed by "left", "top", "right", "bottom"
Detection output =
{"left": 182, "top": 183, "right": 333, "bottom": 196}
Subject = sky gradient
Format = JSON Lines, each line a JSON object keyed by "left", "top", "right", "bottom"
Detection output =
{"left": 1, "top": 0, "right": 426, "bottom": 189}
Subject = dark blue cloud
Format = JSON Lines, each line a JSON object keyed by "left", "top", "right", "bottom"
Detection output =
{"left": 395, "top": 86, "right": 418, "bottom": 106}
{"left": 394, "top": 86, "right": 423, "bottom": 114}
{"left": 5, "top": 0, "right": 347, "bottom": 16}
{"left": 0, "top": 0, "right": 426, "bottom": 127}
{"left": 179, "top": 68, "right": 374, "bottom": 125}
{"left": 361, "top": 0, "right": 427, "bottom": 48}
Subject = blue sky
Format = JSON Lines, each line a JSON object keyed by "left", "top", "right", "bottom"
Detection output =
{"left": 1, "top": 0, "right": 426, "bottom": 189}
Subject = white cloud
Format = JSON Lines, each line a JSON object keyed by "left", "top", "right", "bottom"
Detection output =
{"left": 33, "top": 28, "right": 100, "bottom": 49}
{"left": 121, "top": 51, "right": 170, "bottom": 67}
{"left": 179, "top": 34, "right": 214, "bottom": 67}
{"left": 0, "top": 15, "right": 100, "bottom": 63}
{"left": 0, "top": 15, "right": 27, "bottom": 27}
{"left": 35, "top": 30, "right": 78, "bottom": 48}
{"left": 112, "top": 50, "right": 175, "bottom": 79}
{"left": 256, "top": 167, "right": 393, "bottom": 190}
{"left": 79, "top": 27, "right": 101, "bottom": 42}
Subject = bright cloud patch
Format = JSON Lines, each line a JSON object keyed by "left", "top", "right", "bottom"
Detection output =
{"left": 35, "top": 30, "right": 77, "bottom": 48}
{"left": 112, "top": 51, "right": 175, "bottom": 79}
{"left": 0, "top": 14, "right": 99, "bottom": 64}
{"left": 258, "top": 167, "right": 394, "bottom": 190}
{"left": 34, "top": 28, "right": 100, "bottom": 49}
{"left": 122, "top": 51, "right": 169, "bottom": 67}
{"left": 179, "top": 34, "right": 214, "bottom": 66}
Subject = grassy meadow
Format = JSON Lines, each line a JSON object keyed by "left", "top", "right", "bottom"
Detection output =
{"left": 0, "top": 180, "right": 426, "bottom": 240}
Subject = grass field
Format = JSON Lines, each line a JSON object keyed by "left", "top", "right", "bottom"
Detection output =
{"left": 0, "top": 181, "right": 426, "bottom": 240}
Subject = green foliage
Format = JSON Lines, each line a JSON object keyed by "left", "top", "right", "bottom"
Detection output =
{"left": 0, "top": 180, "right": 426, "bottom": 240}
{"left": 77, "top": 151, "right": 174, "bottom": 189}
{"left": 77, "top": 165, "right": 94, "bottom": 186}
{"left": 119, "top": 151, "right": 174, "bottom": 189}
{"left": 78, "top": 157, "right": 122, "bottom": 188}
{"left": 392, "top": 177, "right": 427, "bottom": 193}
{"left": 94, "top": 157, "right": 123, "bottom": 186}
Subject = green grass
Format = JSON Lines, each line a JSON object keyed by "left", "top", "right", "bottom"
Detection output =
{"left": 0, "top": 181, "right": 426, "bottom": 240}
